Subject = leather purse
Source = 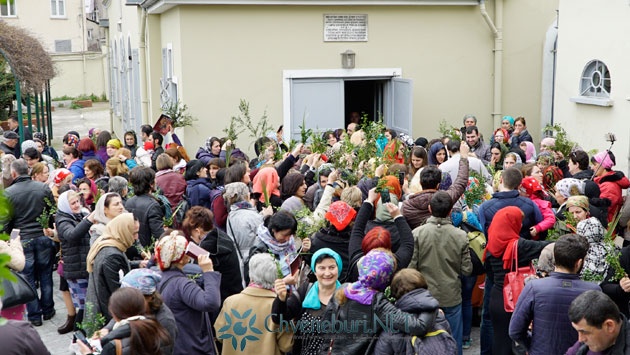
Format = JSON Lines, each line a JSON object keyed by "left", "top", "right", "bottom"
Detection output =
{"left": 1, "top": 269, "right": 37, "bottom": 309}
{"left": 503, "top": 241, "right": 535, "bottom": 312}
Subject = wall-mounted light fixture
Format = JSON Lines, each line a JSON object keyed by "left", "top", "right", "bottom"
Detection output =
{"left": 341, "top": 50, "right": 356, "bottom": 69}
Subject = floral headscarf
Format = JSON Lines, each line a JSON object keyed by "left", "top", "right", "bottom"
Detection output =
{"left": 521, "top": 176, "right": 544, "bottom": 198}
{"left": 121, "top": 269, "right": 163, "bottom": 295}
{"left": 325, "top": 201, "right": 357, "bottom": 231}
{"left": 155, "top": 231, "right": 188, "bottom": 271}
{"left": 344, "top": 249, "right": 396, "bottom": 305}
{"left": 555, "top": 178, "right": 584, "bottom": 199}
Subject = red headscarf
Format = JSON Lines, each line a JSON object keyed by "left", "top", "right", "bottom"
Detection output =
{"left": 376, "top": 175, "right": 402, "bottom": 203}
{"left": 486, "top": 206, "right": 524, "bottom": 269}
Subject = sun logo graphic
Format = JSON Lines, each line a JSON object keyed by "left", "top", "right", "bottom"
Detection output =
{"left": 217, "top": 308, "right": 263, "bottom": 351}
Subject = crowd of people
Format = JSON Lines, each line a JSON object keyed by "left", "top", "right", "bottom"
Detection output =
{"left": 3, "top": 113, "right": 630, "bottom": 355}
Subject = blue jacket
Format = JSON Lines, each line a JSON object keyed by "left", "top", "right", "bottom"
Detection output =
{"left": 478, "top": 190, "right": 543, "bottom": 239}
{"left": 509, "top": 272, "right": 601, "bottom": 355}
{"left": 186, "top": 178, "right": 213, "bottom": 209}
{"left": 68, "top": 159, "right": 86, "bottom": 184}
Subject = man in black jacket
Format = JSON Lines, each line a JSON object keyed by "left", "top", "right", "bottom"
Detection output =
{"left": 4, "top": 159, "right": 56, "bottom": 326}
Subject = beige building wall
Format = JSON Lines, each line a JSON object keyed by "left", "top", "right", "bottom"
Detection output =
{"left": 502, "top": 0, "right": 558, "bottom": 144}
{"left": 554, "top": 0, "right": 630, "bottom": 174}
{"left": 50, "top": 53, "right": 107, "bottom": 98}
{"left": 141, "top": 3, "right": 558, "bottom": 156}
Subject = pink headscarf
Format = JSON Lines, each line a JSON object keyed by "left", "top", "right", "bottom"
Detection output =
{"left": 520, "top": 141, "right": 537, "bottom": 163}
{"left": 593, "top": 150, "right": 615, "bottom": 170}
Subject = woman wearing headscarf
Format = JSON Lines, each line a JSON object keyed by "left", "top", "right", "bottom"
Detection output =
{"left": 246, "top": 210, "right": 310, "bottom": 287}
{"left": 310, "top": 201, "right": 357, "bottom": 282}
{"left": 272, "top": 248, "right": 343, "bottom": 354}
{"left": 88, "top": 192, "right": 126, "bottom": 245}
{"left": 56, "top": 190, "right": 96, "bottom": 332}
{"left": 331, "top": 249, "right": 437, "bottom": 354}
{"left": 591, "top": 150, "right": 630, "bottom": 223}
{"left": 155, "top": 231, "right": 222, "bottom": 355}
{"left": 85, "top": 213, "right": 137, "bottom": 324}
{"left": 520, "top": 141, "right": 537, "bottom": 164}
{"left": 501, "top": 116, "right": 515, "bottom": 136}
{"left": 428, "top": 142, "right": 448, "bottom": 166}
{"left": 554, "top": 178, "right": 584, "bottom": 220}
{"left": 224, "top": 182, "right": 270, "bottom": 261}
{"left": 577, "top": 217, "right": 612, "bottom": 283}
{"left": 537, "top": 152, "right": 564, "bottom": 191}
{"left": 252, "top": 166, "right": 283, "bottom": 210}
{"left": 486, "top": 207, "right": 550, "bottom": 355}
{"left": 215, "top": 253, "right": 293, "bottom": 355}
{"left": 347, "top": 187, "right": 414, "bottom": 282}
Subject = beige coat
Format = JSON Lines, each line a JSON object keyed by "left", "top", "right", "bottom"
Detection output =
{"left": 0, "top": 236, "right": 25, "bottom": 272}
{"left": 214, "top": 287, "right": 293, "bottom": 355}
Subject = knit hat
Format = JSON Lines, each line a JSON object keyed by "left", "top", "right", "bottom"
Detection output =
{"left": 53, "top": 168, "right": 73, "bottom": 186}
{"left": 155, "top": 231, "right": 188, "bottom": 270}
{"left": 593, "top": 150, "right": 615, "bottom": 170}
{"left": 566, "top": 195, "right": 589, "bottom": 211}
{"left": 121, "top": 269, "right": 163, "bottom": 295}
{"left": 33, "top": 132, "right": 47, "bottom": 143}
{"left": 325, "top": 201, "right": 357, "bottom": 231}
{"left": 107, "top": 139, "right": 122, "bottom": 149}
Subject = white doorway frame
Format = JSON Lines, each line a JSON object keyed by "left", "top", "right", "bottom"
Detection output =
{"left": 282, "top": 68, "right": 402, "bottom": 135}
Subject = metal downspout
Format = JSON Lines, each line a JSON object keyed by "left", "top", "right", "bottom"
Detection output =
{"left": 139, "top": 9, "right": 149, "bottom": 125}
{"left": 480, "top": 0, "right": 503, "bottom": 129}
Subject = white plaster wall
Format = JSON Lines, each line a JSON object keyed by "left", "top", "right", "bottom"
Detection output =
{"left": 554, "top": 0, "right": 630, "bottom": 174}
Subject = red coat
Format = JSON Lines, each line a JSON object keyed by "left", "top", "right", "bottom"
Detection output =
{"left": 595, "top": 170, "right": 630, "bottom": 222}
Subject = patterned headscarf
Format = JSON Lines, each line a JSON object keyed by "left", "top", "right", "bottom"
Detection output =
{"left": 121, "top": 268, "right": 163, "bottom": 295}
{"left": 302, "top": 248, "right": 342, "bottom": 310}
{"left": 577, "top": 217, "right": 605, "bottom": 244}
{"left": 566, "top": 195, "right": 589, "bottom": 212}
{"left": 521, "top": 176, "right": 543, "bottom": 198}
{"left": 555, "top": 178, "right": 584, "bottom": 199}
{"left": 65, "top": 134, "right": 79, "bottom": 147}
{"left": 53, "top": 168, "right": 73, "bottom": 186}
{"left": 325, "top": 201, "right": 357, "bottom": 231}
{"left": 344, "top": 249, "right": 396, "bottom": 305}
{"left": 155, "top": 231, "right": 188, "bottom": 271}
{"left": 256, "top": 224, "right": 297, "bottom": 277}
{"left": 543, "top": 165, "right": 563, "bottom": 190}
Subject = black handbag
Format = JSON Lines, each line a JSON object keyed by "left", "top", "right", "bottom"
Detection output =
{"left": 1, "top": 269, "right": 37, "bottom": 309}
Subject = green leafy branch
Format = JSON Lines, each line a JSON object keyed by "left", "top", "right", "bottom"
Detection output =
{"left": 161, "top": 100, "right": 197, "bottom": 128}
{"left": 604, "top": 212, "right": 625, "bottom": 282}
{"left": 294, "top": 206, "right": 326, "bottom": 240}
{"left": 78, "top": 302, "right": 107, "bottom": 337}
{"left": 268, "top": 249, "right": 283, "bottom": 279}
{"left": 226, "top": 99, "right": 272, "bottom": 150}
{"left": 36, "top": 197, "right": 56, "bottom": 229}
{"left": 463, "top": 170, "right": 487, "bottom": 208}
{"left": 438, "top": 119, "right": 462, "bottom": 142}
{"left": 543, "top": 123, "right": 579, "bottom": 158}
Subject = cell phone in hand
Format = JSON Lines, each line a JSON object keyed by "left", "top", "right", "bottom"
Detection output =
{"left": 380, "top": 190, "right": 391, "bottom": 204}
{"left": 74, "top": 331, "right": 90, "bottom": 347}
{"left": 9, "top": 229, "right": 20, "bottom": 240}
{"left": 185, "top": 242, "right": 209, "bottom": 260}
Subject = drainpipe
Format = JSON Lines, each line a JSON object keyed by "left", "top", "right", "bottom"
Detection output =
{"left": 139, "top": 9, "right": 149, "bottom": 125}
{"left": 480, "top": 0, "right": 503, "bottom": 129}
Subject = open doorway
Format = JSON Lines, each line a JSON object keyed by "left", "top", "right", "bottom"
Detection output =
{"left": 344, "top": 80, "right": 385, "bottom": 127}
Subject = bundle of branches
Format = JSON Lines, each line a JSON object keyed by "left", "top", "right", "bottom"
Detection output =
{"left": 0, "top": 21, "right": 55, "bottom": 94}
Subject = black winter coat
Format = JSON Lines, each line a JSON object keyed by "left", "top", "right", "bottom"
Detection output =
{"left": 125, "top": 194, "right": 165, "bottom": 247}
{"left": 199, "top": 229, "right": 243, "bottom": 302}
{"left": 56, "top": 210, "right": 93, "bottom": 280}
{"left": 4, "top": 176, "right": 55, "bottom": 240}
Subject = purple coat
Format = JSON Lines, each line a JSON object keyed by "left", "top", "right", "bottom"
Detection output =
{"left": 158, "top": 268, "right": 221, "bottom": 355}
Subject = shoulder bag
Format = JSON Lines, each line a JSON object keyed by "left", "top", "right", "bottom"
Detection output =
{"left": 1, "top": 269, "right": 37, "bottom": 309}
{"left": 503, "top": 241, "right": 535, "bottom": 312}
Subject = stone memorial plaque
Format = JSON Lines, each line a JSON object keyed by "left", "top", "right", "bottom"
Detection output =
{"left": 324, "top": 14, "right": 368, "bottom": 42}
